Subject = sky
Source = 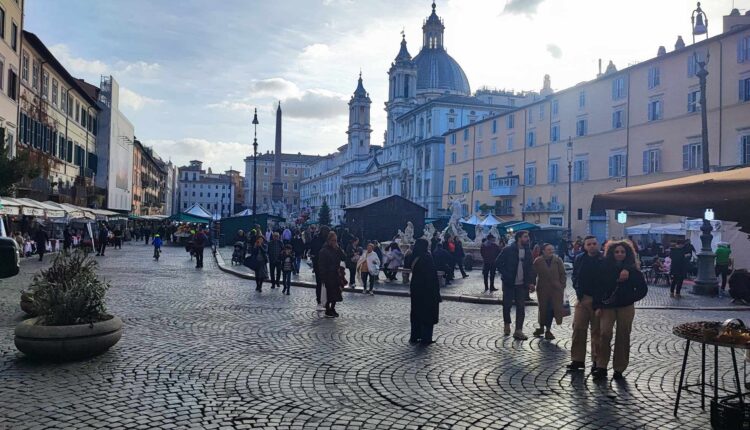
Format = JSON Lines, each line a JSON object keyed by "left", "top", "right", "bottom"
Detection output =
{"left": 25, "top": 0, "right": 746, "bottom": 174}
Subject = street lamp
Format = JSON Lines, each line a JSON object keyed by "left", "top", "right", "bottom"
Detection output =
{"left": 252, "top": 108, "right": 259, "bottom": 226}
{"left": 691, "top": 2, "right": 708, "bottom": 43}
{"left": 566, "top": 137, "right": 573, "bottom": 240}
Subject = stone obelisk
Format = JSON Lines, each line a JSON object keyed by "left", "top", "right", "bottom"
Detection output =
{"left": 271, "top": 102, "right": 283, "bottom": 213}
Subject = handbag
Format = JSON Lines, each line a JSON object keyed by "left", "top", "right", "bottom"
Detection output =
{"left": 562, "top": 298, "right": 571, "bottom": 317}
{"left": 244, "top": 255, "right": 258, "bottom": 271}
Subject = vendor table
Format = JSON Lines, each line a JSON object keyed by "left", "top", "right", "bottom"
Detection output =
{"left": 672, "top": 321, "right": 749, "bottom": 417}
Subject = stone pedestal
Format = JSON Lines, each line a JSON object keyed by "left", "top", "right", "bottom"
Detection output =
{"left": 692, "top": 219, "right": 718, "bottom": 296}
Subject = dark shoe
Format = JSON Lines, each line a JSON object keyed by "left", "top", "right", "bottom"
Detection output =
{"left": 566, "top": 361, "right": 585, "bottom": 371}
{"left": 462, "top": 274, "right": 469, "bottom": 278}
{"left": 324, "top": 310, "right": 335, "bottom": 318}
{"left": 613, "top": 371, "right": 624, "bottom": 381}
{"left": 592, "top": 368, "right": 607, "bottom": 380}
{"left": 490, "top": 287, "right": 498, "bottom": 292}
{"left": 333, "top": 311, "right": 340, "bottom": 318}
{"left": 420, "top": 340, "right": 436, "bottom": 345}
{"left": 255, "top": 287, "right": 261, "bottom": 292}
{"left": 533, "top": 328, "right": 545, "bottom": 337}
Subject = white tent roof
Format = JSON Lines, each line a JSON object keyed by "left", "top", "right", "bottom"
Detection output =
{"left": 480, "top": 214, "right": 503, "bottom": 226}
{"left": 234, "top": 209, "right": 253, "bottom": 217}
{"left": 650, "top": 223, "right": 686, "bottom": 236}
{"left": 625, "top": 223, "right": 655, "bottom": 235}
{"left": 184, "top": 203, "right": 212, "bottom": 219}
{"left": 462, "top": 214, "right": 482, "bottom": 225}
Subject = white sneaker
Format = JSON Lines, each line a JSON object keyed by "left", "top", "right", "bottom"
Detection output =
{"left": 369, "top": 290, "right": 374, "bottom": 296}
{"left": 503, "top": 324, "right": 511, "bottom": 336}
{"left": 513, "top": 330, "right": 528, "bottom": 340}
{"left": 316, "top": 304, "right": 325, "bottom": 311}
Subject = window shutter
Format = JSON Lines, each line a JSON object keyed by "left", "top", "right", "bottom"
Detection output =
{"left": 739, "top": 38, "right": 746, "bottom": 63}
{"left": 682, "top": 145, "right": 689, "bottom": 170}
{"left": 608, "top": 156, "right": 614, "bottom": 177}
{"left": 742, "top": 80, "right": 746, "bottom": 101}
{"left": 655, "top": 149, "right": 661, "bottom": 172}
{"left": 642, "top": 150, "right": 649, "bottom": 173}
{"left": 621, "top": 155, "right": 627, "bottom": 176}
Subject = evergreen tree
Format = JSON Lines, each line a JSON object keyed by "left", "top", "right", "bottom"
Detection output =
{"left": 318, "top": 200, "right": 331, "bottom": 226}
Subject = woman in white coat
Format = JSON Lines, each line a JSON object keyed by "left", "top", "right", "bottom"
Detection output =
{"left": 358, "top": 243, "right": 381, "bottom": 295}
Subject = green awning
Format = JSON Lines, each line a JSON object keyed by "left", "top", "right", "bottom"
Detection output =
{"left": 170, "top": 213, "right": 211, "bottom": 223}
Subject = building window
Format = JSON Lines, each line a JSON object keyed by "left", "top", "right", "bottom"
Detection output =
{"left": 476, "top": 143, "right": 482, "bottom": 157}
{"left": 525, "top": 163, "right": 536, "bottom": 186}
{"left": 612, "top": 109, "right": 624, "bottom": 129}
{"left": 474, "top": 171, "right": 483, "bottom": 190}
{"left": 506, "top": 135, "right": 514, "bottom": 151}
{"left": 492, "top": 119, "right": 497, "bottom": 134}
{"left": 578, "top": 91, "right": 586, "bottom": 109}
{"left": 7, "top": 69, "right": 16, "bottom": 100}
{"left": 573, "top": 157, "right": 588, "bottom": 182}
{"left": 611, "top": 76, "right": 626, "bottom": 100}
{"left": 739, "top": 35, "right": 750, "bottom": 63}
{"left": 550, "top": 123, "right": 560, "bottom": 142}
{"left": 528, "top": 109, "right": 533, "bottom": 124}
{"left": 687, "top": 90, "right": 700, "bottom": 112}
{"left": 577, "top": 208, "right": 583, "bottom": 220}
{"left": 643, "top": 148, "right": 661, "bottom": 173}
{"left": 551, "top": 99, "right": 559, "bottom": 116}
{"left": 539, "top": 104, "right": 544, "bottom": 121}
{"left": 608, "top": 153, "right": 626, "bottom": 177}
{"left": 491, "top": 139, "right": 497, "bottom": 154}
{"left": 548, "top": 160, "right": 559, "bottom": 184}
{"left": 688, "top": 52, "right": 706, "bottom": 77}
{"left": 450, "top": 134, "right": 456, "bottom": 145}
{"left": 740, "top": 77, "right": 750, "bottom": 102}
{"left": 463, "top": 145, "right": 468, "bottom": 160}
{"left": 11, "top": 21, "right": 16, "bottom": 51}
{"left": 42, "top": 72, "right": 49, "bottom": 99}
{"left": 448, "top": 177, "right": 456, "bottom": 194}
{"left": 647, "top": 99, "right": 663, "bottom": 121}
{"left": 21, "top": 52, "right": 28, "bottom": 82}
{"left": 424, "top": 179, "right": 430, "bottom": 196}
{"left": 741, "top": 135, "right": 750, "bottom": 165}
{"left": 425, "top": 147, "right": 431, "bottom": 168}
{"left": 461, "top": 175, "right": 469, "bottom": 193}
{"left": 506, "top": 114, "right": 514, "bottom": 129}
{"left": 31, "top": 59, "right": 39, "bottom": 90}
{"left": 576, "top": 118, "right": 587, "bottom": 137}
{"left": 450, "top": 152, "right": 456, "bottom": 164}
{"left": 51, "top": 79, "right": 58, "bottom": 106}
{"left": 489, "top": 169, "right": 497, "bottom": 182}
{"left": 463, "top": 128, "right": 469, "bottom": 141}
{"left": 526, "top": 130, "right": 535, "bottom": 147}
{"left": 648, "top": 66, "right": 660, "bottom": 89}
{"left": 682, "top": 142, "right": 702, "bottom": 170}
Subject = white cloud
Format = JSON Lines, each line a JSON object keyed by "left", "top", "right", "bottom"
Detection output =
{"left": 502, "top": 0, "right": 545, "bottom": 16}
{"left": 249, "top": 78, "right": 300, "bottom": 99}
{"left": 546, "top": 43, "right": 562, "bottom": 59}
{"left": 143, "top": 138, "right": 251, "bottom": 172}
{"left": 281, "top": 89, "right": 348, "bottom": 119}
{"left": 49, "top": 44, "right": 108, "bottom": 76}
{"left": 119, "top": 87, "right": 163, "bottom": 111}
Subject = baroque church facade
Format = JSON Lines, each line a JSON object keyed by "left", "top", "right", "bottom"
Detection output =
{"left": 300, "top": 2, "right": 540, "bottom": 223}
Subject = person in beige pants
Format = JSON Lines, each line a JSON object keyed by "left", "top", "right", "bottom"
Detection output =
{"left": 567, "top": 236, "right": 604, "bottom": 371}
{"left": 532, "top": 244, "right": 566, "bottom": 340}
{"left": 593, "top": 240, "right": 648, "bottom": 381}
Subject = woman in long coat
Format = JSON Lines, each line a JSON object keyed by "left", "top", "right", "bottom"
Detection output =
{"left": 318, "top": 231, "right": 345, "bottom": 318}
{"left": 532, "top": 243, "right": 567, "bottom": 340}
{"left": 409, "top": 238, "right": 442, "bottom": 345}
{"left": 250, "top": 236, "right": 269, "bottom": 292}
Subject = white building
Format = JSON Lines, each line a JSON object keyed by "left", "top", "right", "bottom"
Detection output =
{"left": 177, "top": 160, "right": 235, "bottom": 218}
{"left": 301, "top": 2, "right": 537, "bottom": 220}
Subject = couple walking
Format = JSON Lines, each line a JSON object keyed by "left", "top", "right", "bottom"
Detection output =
{"left": 568, "top": 236, "right": 648, "bottom": 380}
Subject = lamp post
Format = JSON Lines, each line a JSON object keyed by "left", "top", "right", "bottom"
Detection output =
{"left": 252, "top": 108, "right": 259, "bottom": 227}
{"left": 566, "top": 137, "right": 573, "bottom": 241}
{"left": 690, "top": 2, "right": 718, "bottom": 295}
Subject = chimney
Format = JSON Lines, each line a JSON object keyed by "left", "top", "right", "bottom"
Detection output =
{"left": 597, "top": 59, "right": 602, "bottom": 77}
{"left": 675, "top": 35, "right": 685, "bottom": 51}
{"left": 657, "top": 46, "right": 666, "bottom": 56}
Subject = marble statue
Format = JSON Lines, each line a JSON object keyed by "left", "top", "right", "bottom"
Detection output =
{"left": 489, "top": 225, "right": 501, "bottom": 241}
{"left": 423, "top": 223, "right": 436, "bottom": 239}
{"left": 403, "top": 221, "right": 415, "bottom": 244}
{"left": 474, "top": 224, "right": 485, "bottom": 244}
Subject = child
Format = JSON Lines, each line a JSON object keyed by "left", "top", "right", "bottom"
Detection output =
{"left": 280, "top": 244, "right": 295, "bottom": 295}
{"left": 153, "top": 234, "right": 163, "bottom": 260}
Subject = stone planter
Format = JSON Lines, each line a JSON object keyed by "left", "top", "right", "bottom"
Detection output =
{"left": 14, "top": 316, "right": 123, "bottom": 361}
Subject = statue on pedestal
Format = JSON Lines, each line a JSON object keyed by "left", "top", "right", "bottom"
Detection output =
{"left": 423, "top": 223, "right": 436, "bottom": 240}
{"left": 474, "top": 224, "right": 485, "bottom": 244}
{"left": 403, "top": 221, "right": 415, "bottom": 244}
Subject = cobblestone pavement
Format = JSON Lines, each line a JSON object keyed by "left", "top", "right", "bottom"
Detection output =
{"left": 218, "top": 248, "right": 746, "bottom": 310}
{"left": 0, "top": 243, "right": 747, "bottom": 429}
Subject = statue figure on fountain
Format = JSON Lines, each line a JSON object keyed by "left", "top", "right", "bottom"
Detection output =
{"left": 489, "top": 225, "right": 501, "bottom": 242}
{"left": 474, "top": 224, "right": 485, "bottom": 245}
{"left": 445, "top": 196, "right": 470, "bottom": 244}
{"left": 423, "top": 223, "right": 436, "bottom": 240}
{"left": 403, "top": 221, "right": 415, "bottom": 244}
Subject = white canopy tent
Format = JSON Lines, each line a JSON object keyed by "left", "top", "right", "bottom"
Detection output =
{"left": 479, "top": 214, "right": 503, "bottom": 226}
{"left": 234, "top": 209, "right": 253, "bottom": 217}
{"left": 184, "top": 203, "right": 212, "bottom": 219}
{"left": 462, "top": 214, "right": 482, "bottom": 225}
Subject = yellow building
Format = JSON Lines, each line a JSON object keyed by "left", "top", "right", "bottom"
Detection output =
{"left": 443, "top": 11, "right": 750, "bottom": 241}
{"left": 0, "top": 0, "right": 22, "bottom": 157}
{"left": 16, "top": 31, "right": 100, "bottom": 206}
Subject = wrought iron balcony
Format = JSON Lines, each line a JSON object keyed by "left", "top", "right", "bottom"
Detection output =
{"left": 522, "top": 202, "right": 564, "bottom": 213}
{"left": 489, "top": 175, "right": 519, "bottom": 197}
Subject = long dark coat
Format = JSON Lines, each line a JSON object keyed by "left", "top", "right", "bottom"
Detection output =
{"left": 318, "top": 244, "right": 345, "bottom": 303}
{"left": 409, "top": 254, "right": 442, "bottom": 325}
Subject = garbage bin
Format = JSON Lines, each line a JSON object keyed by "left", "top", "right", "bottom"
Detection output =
{"left": 0, "top": 237, "right": 20, "bottom": 278}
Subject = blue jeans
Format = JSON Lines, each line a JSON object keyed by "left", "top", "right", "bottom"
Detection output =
{"left": 282, "top": 271, "right": 292, "bottom": 292}
{"left": 294, "top": 257, "right": 301, "bottom": 274}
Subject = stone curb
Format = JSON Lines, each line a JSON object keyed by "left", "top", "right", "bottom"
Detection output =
{"left": 213, "top": 251, "right": 526, "bottom": 306}
{"left": 213, "top": 252, "right": 750, "bottom": 311}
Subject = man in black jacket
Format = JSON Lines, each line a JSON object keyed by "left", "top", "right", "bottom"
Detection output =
{"left": 345, "top": 237, "right": 361, "bottom": 288}
{"left": 309, "top": 226, "right": 330, "bottom": 308}
{"left": 495, "top": 230, "right": 535, "bottom": 340}
{"left": 568, "top": 235, "right": 604, "bottom": 371}
{"left": 431, "top": 243, "right": 453, "bottom": 286}
{"left": 267, "top": 232, "right": 284, "bottom": 289}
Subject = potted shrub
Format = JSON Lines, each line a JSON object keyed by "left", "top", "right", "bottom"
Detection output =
{"left": 14, "top": 251, "right": 122, "bottom": 361}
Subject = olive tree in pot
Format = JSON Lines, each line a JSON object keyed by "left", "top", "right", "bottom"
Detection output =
{"left": 15, "top": 251, "right": 122, "bottom": 361}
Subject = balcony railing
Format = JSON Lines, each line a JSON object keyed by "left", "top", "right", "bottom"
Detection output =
{"left": 522, "top": 202, "right": 564, "bottom": 213}
{"left": 495, "top": 206, "right": 514, "bottom": 216}
{"left": 489, "top": 175, "right": 519, "bottom": 197}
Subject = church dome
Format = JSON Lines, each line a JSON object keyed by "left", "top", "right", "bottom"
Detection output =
{"left": 412, "top": 2, "right": 470, "bottom": 96}
{"left": 413, "top": 48, "right": 470, "bottom": 95}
